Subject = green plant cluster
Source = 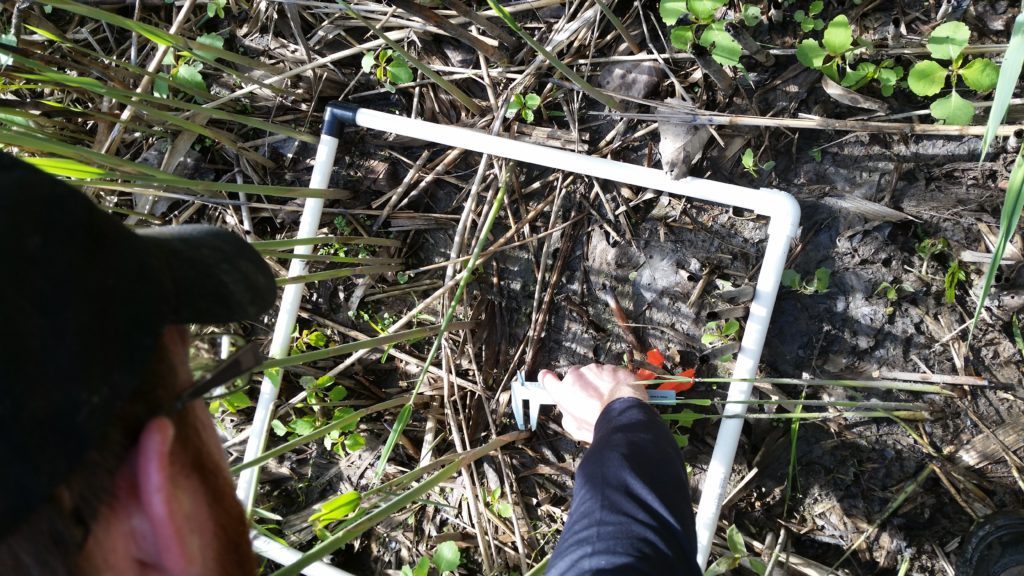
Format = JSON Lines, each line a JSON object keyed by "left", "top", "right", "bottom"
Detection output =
{"left": 362, "top": 48, "right": 414, "bottom": 93}
{"left": 906, "top": 21, "right": 999, "bottom": 124}
{"left": 741, "top": 147, "right": 775, "bottom": 176}
{"left": 796, "top": 16, "right": 902, "bottom": 97}
{"left": 705, "top": 525, "right": 767, "bottom": 575}
{"left": 781, "top": 267, "right": 831, "bottom": 294}
{"left": 659, "top": 0, "right": 743, "bottom": 68}
{"left": 797, "top": 17, "right": 998, "bottom": 124}
{"left": 915, "top": 236, "right": 966, "bottom": 304}
{"left": 154, "top": 32, "right": 225, "bottom": 99}
{"left": 505, "top": 92, "right": 541, "bottom": 123}
{"left": 400, "top": 541, "right": 461, "bottom": 576}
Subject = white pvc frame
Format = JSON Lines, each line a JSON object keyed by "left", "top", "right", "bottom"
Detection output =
{"left": 240, "top": 104, "right": 801, "bottom": 570}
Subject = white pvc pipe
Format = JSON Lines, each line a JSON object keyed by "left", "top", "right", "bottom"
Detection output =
{"left": 236, "top": 134, "right": 338, "bottom": 510}
{"left": 252, "top": 533, "right": 356, "bottom": 576}
{"left": 343, "top": 107, "right": 800, "bottom": 569}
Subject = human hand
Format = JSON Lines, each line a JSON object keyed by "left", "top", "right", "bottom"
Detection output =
{"left": 538, "top": 364, "right": 648, "bottom": 443}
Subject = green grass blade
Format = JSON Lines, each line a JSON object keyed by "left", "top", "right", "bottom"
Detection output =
{"left": 980, "top": 12, "right": 1024, "bottom": 158}
{"left": 253, "top": 236, "right": 403, "bottom": 250}
{"left": 971, "top": 147, "right": 1024, "bottom": 339}
{"left": 270, "top": 433, "right": 522, "bottom": 576}
{"left": 255, "top": 321, "right": 474, "bottom": 371}
{"left": 0, "top": 129, "right": 342, "bottom": 198}
{"left": 273, "top": 264, "right": 403, "bottom": 286}
{"left": 372, "top": 169, "right": 509, "bottom": 479}
{"left": 44, "top": 0, "right": 281, "bottom": 75}
{"left": 231, "top": 395, "right": 415, "bottom": 474}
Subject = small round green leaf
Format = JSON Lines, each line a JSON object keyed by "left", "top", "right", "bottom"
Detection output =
{"left": 688, "top": 0, "right": 727, "bottom": 21}
{"left": 432, "top": 541, "right": 461, "bottom": 573}
{"left": 699, "top": 22, "right": 741, "bottom": 67}
{"left": 659, "top": 0, "right": 688, "bottom": 25}
{"left": 795, "top": 39, "right": 826, "bottom": 69}
{"left": 524, "top": 93, "right": 541, "bottom": 109}
{"left": 823, "top": 15, "right": 853, "bottom": 56}
{"left": 741, "top": 4, "right": 760, "bottom": 27}
{"left": 930, "top": 91, "right": 976, "bottom": 125}
{"left": 927, "top": 21, "right": 970, "bottom": 61}
{"left": 361, "top": 51, "right": 375, "bottom": 73}
{"left": 907, "top": 60, "right": 947, "bottom": 96}
{"left": 960, "top": 57, "right": 999, "bottom": 92}
{"left": 344, "top": 432, "right": 366, "bottom": 452}
{"left": 173, "top": 63, "right": 207, "bottom": 94}
{"left": 387, "top": 60, "right": 414, "bottom": 85}
{"left": 670, "top": 25, "right": 695, "bottom": 49}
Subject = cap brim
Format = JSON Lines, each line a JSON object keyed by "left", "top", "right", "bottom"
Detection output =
{"left": 138, "top": 225, "right": 277, "bottom": 324}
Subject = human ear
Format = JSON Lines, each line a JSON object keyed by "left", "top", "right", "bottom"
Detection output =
{"left": 135, "top": 416, "right": 198, "bottom": 575}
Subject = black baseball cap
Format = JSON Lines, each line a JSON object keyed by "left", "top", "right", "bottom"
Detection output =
{"left": 0, "top": 152, "right": 276, "bottom": 536}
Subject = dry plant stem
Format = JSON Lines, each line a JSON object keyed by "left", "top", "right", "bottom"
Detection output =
{"left": 931, "top": 462, "right": 982, "bottom": 520}
{"left": 875, "top": 370, "right": 988, "bottom": 386}
{"left": 524, "top": 174, "right": 566, "bottom": 369}
{"left": 593, "top": 0, "right": 640, "bottom": 54}
{"left": 325, "top": 196, "right": 558, "bottom": 377}
{"left": 443, "top": 0, "right": 516, "bottom": 45}
{"left": 440, "top": 344, "right": 494, "bottom": 573}
{"left": 99, "top": 0, "right": 197, "bottom": 155}
{"left": 827, "top": 465, "right": 934, "bottom": 575}
{"left": 601, "top": 285, "right": 644, "bottom": 357}
{"left": 389, "top": 0, "right": 499, "bottom": 60}
{"left": 201, "top": 31, "right": 409, "bottom": 111}
{"left": 338, "top": 0, "right": 482, "bottom": 114}
{"left": 608, "top": 110, "right": 1024, "bottom": 137}
{"left": 395, "top": 148, "right": 467, "bottom": 211}
{"left": 371, "top": 149, "right": 431, "bottom": 230}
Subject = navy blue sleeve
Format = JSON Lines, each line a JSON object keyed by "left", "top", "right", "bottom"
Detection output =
{"left": 546, "top": 397, "right": 701, "bottom": 575}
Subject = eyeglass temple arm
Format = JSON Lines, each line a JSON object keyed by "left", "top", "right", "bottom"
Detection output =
{"left": 174, "top": 342, "right": 264, "bottom": 411}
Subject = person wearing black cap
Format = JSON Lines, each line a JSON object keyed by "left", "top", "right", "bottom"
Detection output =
{"left": 0, "top": 152, "right": 274, "bottom": 574}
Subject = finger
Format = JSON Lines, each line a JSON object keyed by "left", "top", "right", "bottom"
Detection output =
{"left": 538, "top": 369, "right": 562, "bottom": 389}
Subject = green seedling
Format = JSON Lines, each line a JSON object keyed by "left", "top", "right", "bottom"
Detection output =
{"left": 741, "top": 3, "right": 761, "bottom": 27}
{"left": 291, "top": 327, "right": 329, "bottom": 355}
{"left": 400, "top": 558, "right": 431, "bottom": 576}
{"left": 842, "top": 58, "right": 904, "bottom": 96}
{"left": 361, "top": 48, "right": 414, "bottom": 93}
{"left": 945, "top": 260, "right": 967, "bottom": 304}
{"left": 705, "top": 524, "right": 767, "bottom": 575}
{"left": 484, "top": 487, "right": 514, "bottom": 519}
{"left": 796, "top": 15, "right": 903, "bottom": 95}
{"left": 207, "top": 0, "right": 226, "bottom": 19}
{"left": 741, "top": 147, "right": 775, "bottom": 177}
{"left": 432, "top": 541, "right": 461, "bottom": 574}
{"left": 702, "top": 318, "right": 741, "bottom": 347}
{"left": 660, "top": 0, "right": 742, "bottom": 68}
{"left": 907, "top": 21, "right": 999, "bottom": 125}
{"left": 915, "top": 236, "right": 950, "bottom": 274}
{"left": 793, "top": 0, "right": 824, "bottom": 33}
{"left": 875, "top": 281, "right": 910, "bottom": 315}
{"left": 153, "top": 33, "right": 223, "bottom": 99}
{"left": 781, "top": 267, "right": 831, "bottom": 294}
{"left": 506, "top": 92, "right": 541, "bottom": 123}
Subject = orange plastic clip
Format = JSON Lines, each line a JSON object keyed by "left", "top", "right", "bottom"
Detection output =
{"left": 657, "top": 368, "right": 696, "bottom": 393}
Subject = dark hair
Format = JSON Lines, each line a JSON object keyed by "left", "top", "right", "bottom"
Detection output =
{"left": 0, "top": 339, "right": 200, "bottom": 574}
